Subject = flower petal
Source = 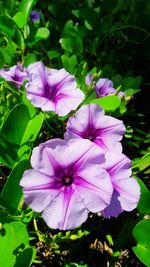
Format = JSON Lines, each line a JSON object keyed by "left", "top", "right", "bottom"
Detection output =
{"left": 65, "top": 104, "right": 104, "bottom": 139}
{"left": 75, "top": 164, "right": 113, "bottom": 212}
{"left": 20, "top": 169, "right": 60, "bottom": 212}
{"left": 85, "top": 73, "right": 93, "bottom": 86}
{"left": 102, "top": 152, "right": 132, "bottom": 180}
{"left": 102, "top": 190, "right": 123, "bottom": 218}
{"left": 30, "top": 138, "right": 105, "bottom": 177}
{"left": 95, "top": 78, "right": 116, "bottom": 97}
{"left": 49, "top": 139, "right": 105, "bottom": 168}
{"left": 42, "top": 186, "right": 88, "bottom": 230}
{"left": 0, "top": 65, "right": 28, "bottom": 88}
{"left": 23, "top": 189, "right": 59, "bottom": 213}
{"left": 47, "top": 68, "right": 71, "bottom": 88}
{"left": 55, "top": 89, "right": 85, "bottom": 116}
{"left": 30, "top": 139, "right": 66, "bottom": 175}
{"left": 65, "top": 104, "right": 125, "bottom": 153}
{"left": 96, "top": 115, "right": 125, "bottom": 139}
{"left": 116, "top": 178, "right": 140, "bottom": 211}
{"left": 27, "top": 65, "right": 84, "bottom": 115}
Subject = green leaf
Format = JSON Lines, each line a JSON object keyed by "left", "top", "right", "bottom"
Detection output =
{"left": 14, "top": 247, "right": 36, "bottom": 267}
{"left": 35, "top": 27, "right": 50, "bottom": 40}
{"left": 61, "top": 54, "right": 77, "bottom": 74}
{"left": 0, "top": 15, "right": 15, "bottom": 36}
{"left": 23, "top": 53, "right": 37, "bottom": 67}
{"left": 133, "top": 220, "right": 150, "bottom": 266}
{"left": 60, "top": 37, "right": 83, "bottom": 55}
{"left": 13, "top": 26, "right": 25, "bottom": 49}
{"left": 112, "top": 0, "right": 124, "bottom": 14}
{"left": 83, "top": 91, "right": 97, "bottom": 104}
{"left": 106, "top": 234, "right": 114, "bottom": 246}
{"left": 59, "top": 38, "right": 73, "bottom": 53}
{"left": 0, "top": 103, "right": 44, "bottom": 168}
{"left": 1, "top": 160, "right": 30, "bottom": 213}
{"left": 18, "top": 0, "right": 37, "bottom": 26}
{"left": 84, "top": 20, "right": 93, "bottom": 30}
{"left": 18, "top": 111, "right": 44, "bottom": 161}
{"left": 13, "top": 12, "right": 26, "bottom": 28}
{"left": 112, "top": 74, "right": 122, "bottom": 88}
{"left": 0, "top": 104, "right": 30, "bottom": 167}
{"left": 125, "top": 88, "right": 140, "bottom": 97}
{"left": 136, "top": 178, "right": 150, "bottom": 214}
{"left": 48, "top": 50, "right": 61, "bottom": 59}
{"left": 0, "top": 50, "right": 5, "bottom": 68}
{"left": 0, "top": 221, "right": 32, "bottom": 267}
{"left": 0, "top": 47, "right": 13, "bottom": 65}
{"left": 5, "top": 0, "right": 15, "bottom": 11}
{"left": 10, "top": 221, "right": 29, "bottom": 251}
{"left": 72, "top": 7, "right": 99, "bottom": 29}
{"left": 0, "top": 104, "right": 29, "bottom": 145}
{"left": 90, "top": 95, "right": 121, "bottom": 111}
{"left": 61, "top": 20, "right": 75, "bottom": 37}
{"left": 0, "top": 204, "right": 12, "bottom": 224}
{"left": 132, "top": 153, "right": 150, "bottom": 174}
{"left": 0, "top": 223, "right": 14, "bottom": 267}
{"left": 122, "top": 76, "right": 142, "bottom": 90}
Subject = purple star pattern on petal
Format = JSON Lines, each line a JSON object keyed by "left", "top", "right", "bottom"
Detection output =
{"left": 64, "top": 104, "right": 126, "bottom": 153}
{"left": 26, "top": 62, "right": 85, "bottom": 116}
{"left": 20, "top": 138, "right": 113, "bottom": 230}
{"left": 0, "top": 65, "right": 29, "bottom": 88}
{"left": 102, "top": 152, "right": 140, "bottom": 218}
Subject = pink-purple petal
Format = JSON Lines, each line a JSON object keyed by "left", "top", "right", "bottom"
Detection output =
{"left": 102, "top": 152, "right": 140, "bottom": 217}
{"left": 20, "top": 169, "right": 53, "bottom": 189}
{"left": 23, "top": 189, "right": 59, "bottom": 213}
{"left": 85, "top": 75, "right": 116, "bottom": 98}
{"left": 102, "top": 152, "right": 132, "bottom": 179}
{"left": 26, "top": 63, "right": 85, "bottom": 116}
{"left": 65, "top": 104, "right": 125, "bottom": 153}
{"left": 0, "top": 65, "right": 29, "bottom": 88}
{"left": 102, "top": 191, "right": 123, "bottom": 218}
{"left": 42, "top": 187, "right": 88, "bottom": 230}
{"left": 75, "top": 164, "right": 113, "bottom": 212}
{"left": 39, "top": 138, "right": 105, "bottom": 169}
{"left": 30, "top": 139, "right": 65, "bottom": 175}
{"left": 116, "top": 178, "right": 140, "bottom": 211}
{"left": 20, "top": 169, "right": 61, "bottom": 212}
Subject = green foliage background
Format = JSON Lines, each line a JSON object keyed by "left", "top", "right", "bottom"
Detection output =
{"left": 0, "top": 0, "right": 150, "bottom": 266}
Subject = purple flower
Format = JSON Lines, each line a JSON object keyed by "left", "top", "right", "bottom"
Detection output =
{"left": 26, "top": 62, "right": 85, "bottom": 116}
{"left": 30, "top": 11, "right": 40, "bottom": 22}
{"left": 20, "top": 138, "right": 113, "bottom": 230}
{"left": 64, "top": 104, "right": 125, "bottom": 153}
{"left": 102, "top": 152, "right": 140, "bottom": 218}
{"left": 86, "top": 74, "right": 116, "bottom": 98}
{"left": 0, "top": 65, "right": 29, "bottom": 88}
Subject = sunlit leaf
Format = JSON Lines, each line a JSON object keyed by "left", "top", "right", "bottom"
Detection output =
{"left": 136, "top": 178, "right": 150, "bottom": 214}
{"left": 1, "top": 160, "right": 30, "bottom": 212}
{"left": 90, "top": 95, "right": 121, "bottom": 111}
{"left": 18, "top": 0, "right": 37, "bottom": 26}
{"left": 13, "top": 12, "right": 26, "bottom": 28}
{"left": 0, "top": 104, "right": 44, "bottom": 168}
{"left": 0, "top": 223, "right": 14, "bottom": 267}
{"left": 133, "top": 220, "right": 150, "bottom": 266}
{"left": 35, "top": 27, "right": 50, "bottom": 40}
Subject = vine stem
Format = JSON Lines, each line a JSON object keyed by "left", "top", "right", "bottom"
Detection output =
{"left": 33, "top": 218, "right": 43, "bottom": 242}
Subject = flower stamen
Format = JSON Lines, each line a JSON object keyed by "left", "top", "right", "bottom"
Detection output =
{"left": 62, "top": 175, "right": 73, "bottom": 186}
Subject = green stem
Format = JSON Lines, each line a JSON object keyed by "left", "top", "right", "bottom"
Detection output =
{"left": 33, "top": 218, "right": 44, "bottom": 242}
